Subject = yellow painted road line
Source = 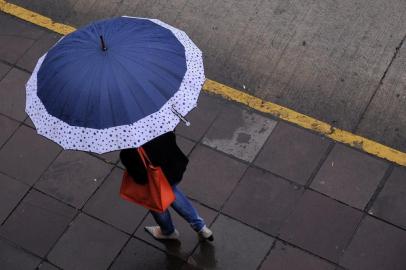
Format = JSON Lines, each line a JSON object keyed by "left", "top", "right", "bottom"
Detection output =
{"left": 204, "top": 80, "right": 406, "bottom": 166}
{"left": 0, "top": 0, "right": 75, "bottom": 35}
{"left": 1, "top": 1, "right": 405, "bottom": 166}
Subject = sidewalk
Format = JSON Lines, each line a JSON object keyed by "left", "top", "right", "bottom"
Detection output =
{"left": 1, "top": 12, "right": 406, "bottom": 270}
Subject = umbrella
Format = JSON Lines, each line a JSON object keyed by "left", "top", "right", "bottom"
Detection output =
{"left": 25, "top": 16, "right": 204, "bottom": 154}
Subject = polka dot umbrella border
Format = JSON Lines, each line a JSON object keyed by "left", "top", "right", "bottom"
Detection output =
{"left": 25, "top": 16, "right": 205, "bottom": 154}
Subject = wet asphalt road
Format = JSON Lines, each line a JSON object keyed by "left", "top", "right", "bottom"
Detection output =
{"left": 5, "top": 0, "right": 406, "bottom": 151}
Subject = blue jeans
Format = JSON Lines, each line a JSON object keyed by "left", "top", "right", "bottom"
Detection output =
{"left": 150, "top": 186, "right": 205, "bottom": 235}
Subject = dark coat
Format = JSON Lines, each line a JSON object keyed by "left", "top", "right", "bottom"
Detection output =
{"left": 119, "top": 132, "right": 189, "bottom": 186}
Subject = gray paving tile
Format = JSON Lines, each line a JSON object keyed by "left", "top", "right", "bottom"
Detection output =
{"left": 24, "top": 115, "right": 35, "bottom": 129}
{"left": 0, "top": 172, "right": 29, "bottom": 224}
{"left": 0, "top": 190, "right": 76, "bottom": 257}
{"left": 176, "top": 94, "right": 224, "bottom": 141}
{"left": 181, "top": 263, "right": 202, "bottom": 270}
{"left": 117, "top": 160, "right": 125, "bottom": 170}
{"left": 203, "top": 105, "right": 276, "bottom": 162}
{"left": 0, "top": 68, "right": 30, "bottom": 121}
{"left": 189, "top": 215, "right": 273, "bottom": 270}
{"left": 223, "top": 167, "right": 303, "bottom": 235}
{"left": 35, "top": 150, "right": 112, "bottom": 208}
{"left": 340, "top": 216, "right": 406, "bottom": 270}
{"left": 0, "top": 114, "right": 19, "bottom": 147}
{"left": 93, "top": 150, "right": 120, "bottom": 164}
{"left": 0, "top": 15, "right": 41, "bottom": 64}
{"left": 0, "top": 125, "right": 61, "bottom": 185}
{"left": 0, "top": 62, "right": 11, "bottom": 80}
{"left": 186, "top": 241, "right": 218, "bottom": 270}
{"left": 110, "top": 238, "right": 185, "bottom": 270}
{"left": 254, "top": 122, "right": 331, "bottom": 185}
{"left": 16, "top": 32, "right": 61, "bottom": 72}
{"left": 279, "top": 190, "right": 362, "bottom": 262}
{"left": 260, "top": 241, "right": 336, "bottom": 270}
{"left": 38, "top": 262, "right": 60, "bottom": 270}
{"left": 84, "top": 168, "right": 147, "bottom": 234}
{"left": 24, "top": 115, "right": 35, "bottom": 128}
{"left": 369, "top": 166, "right": 406, "bottom": 229}
{"left": 179, "top": 145, "right": 247, "bottom": 210}
{"left": 135, "top": 202, "right": 217, "bottom": 260}
{"left": 176, "top": 135, "right": 196, "bottom": 156}
{"left": 311, "top": 144, "right": 388, "bottom": 209}
{"left": 0, "top": 12, "right": 45, "bottom": 40}
{"left": 101, "top": 151, "right": 120, "bottom": 164}
{"left": 0, "top": 238, "right": 41, "bottom": 270}
{"left": 48, "top": 213, "right": 129, "bottom": 270}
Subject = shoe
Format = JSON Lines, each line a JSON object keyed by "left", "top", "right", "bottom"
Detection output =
{"left": 145, "top": 226, "right": 180, "bottom": 240}
{"left": 198, "top": 225, "right": 214, "bottom": 241}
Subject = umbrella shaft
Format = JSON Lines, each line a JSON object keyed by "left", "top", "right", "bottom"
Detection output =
{"left": 99, "top": 35, "right": 107, "bottom": 51}
{"left": 171, "top": 106, "right": 190, "bottom": 126}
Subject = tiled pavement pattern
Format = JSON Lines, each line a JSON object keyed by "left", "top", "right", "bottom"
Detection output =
{"left": 1, "top": 12, "right": 406, "bottom": 270}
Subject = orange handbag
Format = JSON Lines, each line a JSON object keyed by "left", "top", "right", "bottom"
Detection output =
{"left": 119, "top": 147, "right": 175, "bottom": 213}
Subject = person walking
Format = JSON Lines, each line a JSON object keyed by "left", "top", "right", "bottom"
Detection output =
{"left": 120, "top": 131, "right": 213, "bottom": 241}
{"left": 25, "top": 14, "right": 209, "bottom": 241}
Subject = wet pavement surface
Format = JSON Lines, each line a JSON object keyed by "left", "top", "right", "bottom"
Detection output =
{"left": 5, "top": 0, "right": 406, "bottom": 152}
{"left": 1, "top": 8, "right": 406, "bottom": 270}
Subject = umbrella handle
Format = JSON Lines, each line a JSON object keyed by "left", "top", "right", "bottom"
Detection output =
{"left": 171, "top": 106, "right": 190, "bottom": 126}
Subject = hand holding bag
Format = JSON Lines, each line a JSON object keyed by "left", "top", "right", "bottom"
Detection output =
{"left": 119, "top": 147, "right": 175, "bottom": 212}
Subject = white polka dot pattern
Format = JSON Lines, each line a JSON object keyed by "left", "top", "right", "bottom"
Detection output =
{"left": 25, "top": 16, "right": 205, "bottom": 154}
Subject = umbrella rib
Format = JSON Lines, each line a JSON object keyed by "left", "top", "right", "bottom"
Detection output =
{"left": 120, "top": 45, "right": 186, "bottom": 58}
{"left": 110, "top": 56, "right": 152, "bottom": 117}
{"left": 113, "top": 52, "right": 175, "bottom": 88}
{"left": 134, "top": 52, "right": 186, "bottom": 73}
{"left": 40, "top": 51, "right": 99, "bottom": 88}
{"left": 108, "top": 59, "right": 145, "bottom": 125}
{"left": 82, "top": 61, "right": 102, "bottom": 128}
{"left": 118, "top": 44, "right": 185, "bottom": 57}
{"left": 117, "top": 53, "right": 185, "bottom": 85}
{"left": 58, "top": 61, "right": 96, "bottom": 125}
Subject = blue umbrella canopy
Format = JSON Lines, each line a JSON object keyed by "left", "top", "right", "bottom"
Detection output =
{"left": 38, "top": 17, "right": 187, "bottom": 129}
{"left": 26, "top": 16, "right": 205, "bottom": 153}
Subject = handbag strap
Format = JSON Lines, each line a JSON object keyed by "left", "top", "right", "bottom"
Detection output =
{"left": 137, "top": 147, "right": 152, "bottom": 168}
